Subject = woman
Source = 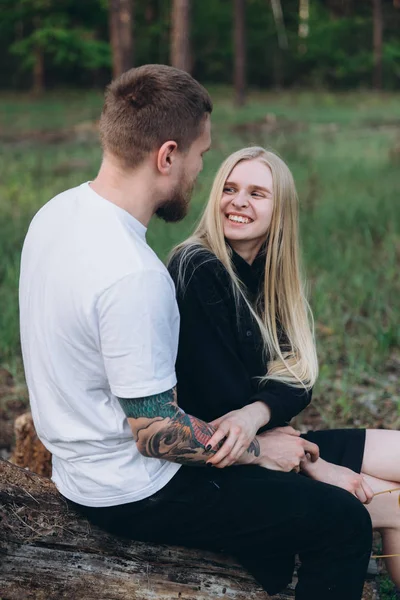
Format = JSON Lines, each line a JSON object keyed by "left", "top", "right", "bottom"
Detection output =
{"left": 168, "top": 146, "right": 400, "bottom": 586}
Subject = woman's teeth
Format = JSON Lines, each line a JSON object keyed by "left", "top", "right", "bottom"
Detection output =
{"left": 228, "top": 214, "right": 251, "bottom": 224}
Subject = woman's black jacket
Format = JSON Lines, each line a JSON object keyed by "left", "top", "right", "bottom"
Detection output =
{"left": 167, "top": 247, "right": 312, "bottom": 430}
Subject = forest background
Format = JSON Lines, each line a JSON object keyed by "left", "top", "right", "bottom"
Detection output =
{"left": 0, "top": 2, "right": 399, "bottom": 595}
{"left": 1, "top": 0, "right": 400, "bottom": 92}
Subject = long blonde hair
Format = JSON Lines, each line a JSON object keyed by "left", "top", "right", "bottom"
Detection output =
{"left": 170, "top": 146, "right": 318, "bottom": 389}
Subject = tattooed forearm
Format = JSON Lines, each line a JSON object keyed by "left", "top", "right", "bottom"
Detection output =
{"left": 117, "top": 388, "right": 259, "bottom": 467}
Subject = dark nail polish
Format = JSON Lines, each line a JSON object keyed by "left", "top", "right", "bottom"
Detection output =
{"left": 206, "top": 445, "right": 212, "bottom": 452}
{"left": 206, "top": 462, "right": 213, "bottom": 467}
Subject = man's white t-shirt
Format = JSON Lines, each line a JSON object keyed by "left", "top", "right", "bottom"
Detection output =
{"left": 19, "top": 182, "right": 181, "bottom": 507}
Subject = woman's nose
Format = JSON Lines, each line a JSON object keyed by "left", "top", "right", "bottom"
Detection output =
{"left": 231, "top": 191, "right": 249, "bottom": 208}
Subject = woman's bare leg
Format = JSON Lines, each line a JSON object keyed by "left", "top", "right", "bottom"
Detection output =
{"left": 362, "top": 473, "right": 400, "bottom": 587}
{"left": 361, "top": 430, "right": 400, "bottom": 587}
{"left": 302, "top": 429, "right": 400, "bottom": 584}
{"left": 362, "top": 430, "right": 400, "bottom": 482}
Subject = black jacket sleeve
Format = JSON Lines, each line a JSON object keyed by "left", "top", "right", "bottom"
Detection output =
{"left": 168, "top": 251, "right": 312, "bottom": 429}
{"left": 250, "top": 380, "right": 312, "bottom": 431}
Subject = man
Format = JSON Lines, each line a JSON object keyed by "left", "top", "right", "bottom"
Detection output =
{"left": 20, "top": 64, "right": 372, "bottom": 599}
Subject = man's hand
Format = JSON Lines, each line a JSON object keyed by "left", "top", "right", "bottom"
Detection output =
{"left": 301, "top": 456, "right": 374, "bottom": 504}
{"left": 206, "top": 402, "right": 271, "bottom": 468}
{"left": 254, "top": 426, "right": 320, "bottom": 472}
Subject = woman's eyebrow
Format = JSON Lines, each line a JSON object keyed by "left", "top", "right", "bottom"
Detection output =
{"left": 252, "top": 184, "right": 272, "bottom": 194}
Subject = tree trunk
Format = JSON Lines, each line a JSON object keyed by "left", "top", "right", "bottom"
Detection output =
{"left": 145, "top": 0, "right": 156, "bottom": 24}
{"left": 109, "top": 0, "right": 134, "bottom": 79}
{"left": 269, "top": 0, "right": 287, "bottom": 87}
{"left": 372, "top": 0, "right": 383, "bottom": 89}
{"left": 32, "top": 47, "right": 44, "bottom": 96}
{"left": 273, "top": 49, "right": 284, "bottom": 89}
{"left": 170, "top": 0, "right": 191, "bottom": 72}
{"left": 327, "top": 0, "right": 352, "bottom": 18}
{"left": 32, "top": 17, "right": 44, "bottom": 95}
{"left": 270, "top": 0, "right": 288, "bottom": 50}
{"left": 298, "top": 0, "right": 310, "bottom": 54}
{"left": 234, "top": 0, "right": 246, "bottom": 107}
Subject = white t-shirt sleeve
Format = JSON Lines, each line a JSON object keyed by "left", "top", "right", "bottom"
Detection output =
{"left": 96, "top": 270, "right": 179, "bottom": 398}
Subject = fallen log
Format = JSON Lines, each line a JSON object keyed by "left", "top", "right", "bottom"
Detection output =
{"left": 1, "top": 459, "right": 287, "bottom": 600}
{"left": 2, "top": 406, "right": 381, "bottom": 600}
{"left": 0, "top": 459, "right": 381, "bottom": 600}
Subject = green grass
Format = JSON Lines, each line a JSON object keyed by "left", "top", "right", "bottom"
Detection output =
{"left": 1, "top": 88, "right": 399, "bottom": 427}
{"left": 379, "top": 574, "right": 397, "bottom": 600}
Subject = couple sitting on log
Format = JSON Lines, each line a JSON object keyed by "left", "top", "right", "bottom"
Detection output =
{"left": 19, "top": 64, "right": 400, "bottom": 600}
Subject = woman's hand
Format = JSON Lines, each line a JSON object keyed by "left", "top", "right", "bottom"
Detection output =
{"left": 301, "top": 456, "right": 374, "bottom": 504}
{"left": 206, "top": 402, "right": 271, "bottom": 468}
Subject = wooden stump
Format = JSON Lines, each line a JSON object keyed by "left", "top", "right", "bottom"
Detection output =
{"left": 9, "top": 412, "right": 52, "bottom": 477}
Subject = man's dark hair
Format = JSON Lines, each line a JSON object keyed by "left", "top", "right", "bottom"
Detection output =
{"left": 99, "top": 64, "right": 213, "bottom": 169}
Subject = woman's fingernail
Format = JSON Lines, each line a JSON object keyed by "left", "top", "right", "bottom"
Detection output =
{"left": 206, "top": 445, "right": 212, "bottom": 451}
{"left": 206, "top": 462, "right": 213, "bottom": 467}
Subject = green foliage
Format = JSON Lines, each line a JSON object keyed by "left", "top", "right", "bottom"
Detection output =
{"left": 1, "top": 0, "right": 400, "bottom": 90}
{"left": 378, "top": 574, "right": 397, "bottom": 600}
{"left": 1, "top": 0, "right": 110, "bottom": 87}
{"left": 10, "top": 16, "right": 110, "bottom": 71}
{"left": 191, "top": 1, "right": 234, "bottom": 82}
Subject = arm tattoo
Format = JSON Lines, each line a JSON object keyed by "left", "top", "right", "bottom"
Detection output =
{"left": 118, "top": 388, "right": 260, "bottom": 466}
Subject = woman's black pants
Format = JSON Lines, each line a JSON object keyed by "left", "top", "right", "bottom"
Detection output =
{"left": 68, "top": 465, "right": 372, "bottom": 599}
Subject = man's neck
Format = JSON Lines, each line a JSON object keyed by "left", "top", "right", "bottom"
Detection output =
{"left": 90, "top": 156, "right": 157, "bottom": 228}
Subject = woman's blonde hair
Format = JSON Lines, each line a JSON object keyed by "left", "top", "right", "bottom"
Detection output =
{"left": 169, "top": 146, "right": 318, "bottom": 389}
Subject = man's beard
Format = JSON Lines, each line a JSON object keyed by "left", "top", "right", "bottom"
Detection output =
{"left": 156, "top": 178, "right": 195, "bottom": 223}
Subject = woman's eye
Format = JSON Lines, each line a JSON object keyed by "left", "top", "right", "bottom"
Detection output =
{"left": 251, "top": 191, "right": 263, "bottom": 197}
{"left": 223, "top": 187, "right": 235, "bottom": 193}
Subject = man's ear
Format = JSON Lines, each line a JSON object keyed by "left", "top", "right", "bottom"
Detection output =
{"left": 157, "top": 141, "right": 178, "bottom": 175}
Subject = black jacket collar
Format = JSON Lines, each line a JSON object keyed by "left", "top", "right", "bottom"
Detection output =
{"left": 230, "top": 245, "right": 266, "bottom": 299}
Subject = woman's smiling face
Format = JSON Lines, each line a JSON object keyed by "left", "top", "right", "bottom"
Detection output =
{"left": 220, "top": 159, "right": 274, "bottom": 261}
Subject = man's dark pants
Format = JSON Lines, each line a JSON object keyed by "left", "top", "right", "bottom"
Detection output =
{"left": 68, "top": 465, "right": 372, "bottom": 599}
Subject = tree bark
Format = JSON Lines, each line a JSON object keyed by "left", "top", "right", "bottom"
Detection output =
{"left": 372, "top": 0, "right": 383, "bottom": 89}
{"left": 10, "top": 412, "right": 52, "bottom": 478}
{"left": 234, "top": 0, "right": 246, "bottom": 107}
{"left": 109, "top": 0, "right": 134, "bottom": 79}
{"left": 0, "top": 459, "right": 276, "bottom": 600}
{"left": 170, "top": 0, "right": 191, "bottom": 72}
